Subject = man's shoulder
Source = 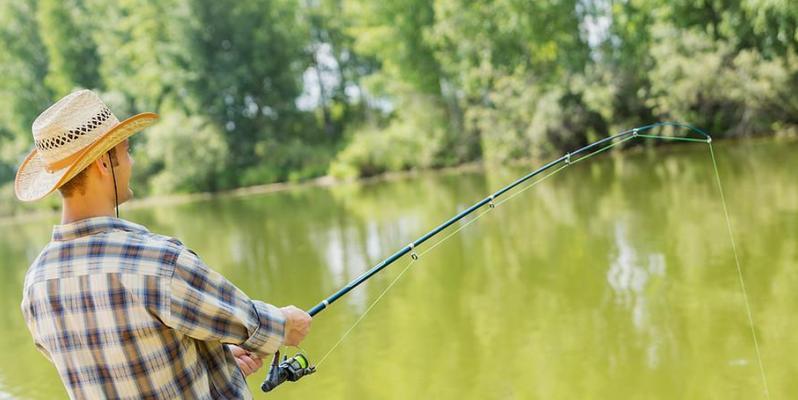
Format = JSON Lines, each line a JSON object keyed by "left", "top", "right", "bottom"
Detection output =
{"left": 115, "top": 229, "right": 211, "bottom": 278}
{"left": 135, "top": 229, "right": 188, "bottom": 252}
{"left": 23, "top": 228, "right": 194, "bottom": 288}
{"left": 108, "top": 228, "right": 193, "bottom": 273}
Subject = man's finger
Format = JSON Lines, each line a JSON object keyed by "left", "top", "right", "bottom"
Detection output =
{"left": 230, "top": 346, "right": 246, "bottom": 357}
{"left": 235, "top": 357, "right": 250, "bottom": 375}
{"left": 241, "top": 355, "right": 262, "bottom": 375}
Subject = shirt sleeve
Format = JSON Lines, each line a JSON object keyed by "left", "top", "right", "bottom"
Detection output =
{"left": 34, "top": 342, "right": 53, "bottom": 362}
{"left": 160, "top": 248, "right": 286, "bottom": 357}
{"left": 20, "top": 286, "right": 54, "bottom": 363}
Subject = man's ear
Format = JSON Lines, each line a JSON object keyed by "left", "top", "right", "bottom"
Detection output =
{"left": 94, "top": 154, "right": 112, "bottom": 177}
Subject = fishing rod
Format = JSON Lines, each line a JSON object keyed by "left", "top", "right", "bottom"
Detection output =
{"left": 262, "top": 122, "right": 712, "bottom": 392}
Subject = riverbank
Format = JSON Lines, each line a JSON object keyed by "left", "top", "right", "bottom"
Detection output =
{"left": 1, "top": 132, "right": 794, "bottom": 226}
{"left": 0, "top": 159, "right": 487, "bottom": 226}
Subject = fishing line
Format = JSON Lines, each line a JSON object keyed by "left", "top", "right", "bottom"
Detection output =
{"left": 315, "top": 257, "right": 417, "bottom": 367}
{"left": 709, "top": 142, "right": 770, "bottom": 399}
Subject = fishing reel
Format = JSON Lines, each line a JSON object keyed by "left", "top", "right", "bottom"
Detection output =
{"left": 261, "top": 350, "right": 316, "bottom": 392}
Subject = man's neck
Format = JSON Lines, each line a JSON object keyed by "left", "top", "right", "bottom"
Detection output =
{"left": 61, "top": 196, "right": 116, "bottom": 224}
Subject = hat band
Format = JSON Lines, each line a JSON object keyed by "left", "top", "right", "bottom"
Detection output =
{"left": 44, "top": 148, "right": 87, "bottom": 173}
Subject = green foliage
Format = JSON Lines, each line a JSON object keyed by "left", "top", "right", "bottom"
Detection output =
{"left": 0, "top": 1, "right": 52, "bottom": 164}
{"left": 646, "top": 24, "right": 798, "bottom": 136}
{"left": 184, "top": 0, "right": 310, "bottom": 169}
{"left": 346, "top": 0, "right": 444, "bottom": 96}
{"left": 330, "top": 95, "right": 451, "bottom": 179}
{"left": 0, "top": 0, "right": 797, "bottom": 216}
{"left": 139, "top": 112, "right": 229, "bottom": 195}
{"left": 36, "top": 0, "right": 102, "bottom": 96}
{"left": 85, "top": 0, "right": 195, "bottom": 112}
{"left": 432, "top": 0, "right": 589, "bottom": 94}
{"left": 239, "top": 137, "right": 336, "bottom": 186}
{"left": 467, "top": 72, "right": 606, "bottom": 163}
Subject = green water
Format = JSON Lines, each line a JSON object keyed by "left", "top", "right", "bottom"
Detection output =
{"left": 0, "top": 139, "right": 795, "bottom": 399}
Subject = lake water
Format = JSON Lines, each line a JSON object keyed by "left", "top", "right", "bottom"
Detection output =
{"left": 0, "top": 138, "right": 795, "bottom": 399}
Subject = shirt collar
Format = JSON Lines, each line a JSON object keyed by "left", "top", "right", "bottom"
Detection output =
{"left": 52, "top": 216, "right": 150, "bottom": 241}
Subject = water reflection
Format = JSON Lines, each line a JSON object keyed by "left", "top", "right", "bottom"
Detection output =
{"left": 607, "top": 220, "right": 668, "bottom": 368}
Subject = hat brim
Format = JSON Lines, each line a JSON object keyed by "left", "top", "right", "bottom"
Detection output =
{"left": 15, "top": 112, "right": 159, "bottom": 202}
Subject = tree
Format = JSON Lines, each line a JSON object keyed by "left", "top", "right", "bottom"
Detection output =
{"left": 184, "top": 0, "right": 310, "bottom": 173}
{"left": 36, "top": 0, "right": 102, "bottom": 96}
{"left": 302, "top": 0, "right": 378, "bottom": 139}
{"left": 85, "top": 0, "right": 195, "bottom": 113}
{"left": 346, "top": 0, "right": 445, "bottom": 97}
{"left": 0, "top": 1, "right": 52, "bottom": 181}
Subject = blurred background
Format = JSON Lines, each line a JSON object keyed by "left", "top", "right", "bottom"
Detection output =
{"left": 1, "top": 0, "right": 796, "bottom": 215}
{"left": 1, "top": 1, "right": 797, "bottom": 399}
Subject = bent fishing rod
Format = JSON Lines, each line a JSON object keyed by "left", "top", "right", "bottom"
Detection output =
{"left": 261, "top": 122, "right": 712, "bottom": 392}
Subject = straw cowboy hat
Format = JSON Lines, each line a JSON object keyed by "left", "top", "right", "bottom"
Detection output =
{"left": 15, "top": 90, "right": 158, "bottom": 202}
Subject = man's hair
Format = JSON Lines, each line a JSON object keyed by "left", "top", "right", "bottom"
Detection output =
{"left": 58, "top": 167, "right": 90, "bottom": 197}
{"left": 57, "top": 149, "right": 120, "bottom": 198}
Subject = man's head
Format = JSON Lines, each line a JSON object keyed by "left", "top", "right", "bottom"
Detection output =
{"left": 14, "top": 90, "right": 157, "bottom": 203}
{"left": 57, "top": 139, "right": 135, "bottom": 206}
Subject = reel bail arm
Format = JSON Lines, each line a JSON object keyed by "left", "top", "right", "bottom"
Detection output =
{"left": 261, "top": 350, "right": 316, "bottom": 392}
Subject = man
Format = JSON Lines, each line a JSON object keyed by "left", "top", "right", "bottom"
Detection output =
{"left": 16, "top": 90, "right": 312, "bottom": 399}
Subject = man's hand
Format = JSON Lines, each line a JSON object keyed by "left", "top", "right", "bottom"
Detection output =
{"left": 280, "top": 306, "right": 312, "bottom": 346}
{"left": 229, "top": 345, "right": 263, "bottom": 377}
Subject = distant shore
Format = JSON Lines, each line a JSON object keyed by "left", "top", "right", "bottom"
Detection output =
{"left": 0, "top": 160, "right": 486, "bottom": 226}
{"left": 1, "top": 133, "right": 793, "bottom": 227}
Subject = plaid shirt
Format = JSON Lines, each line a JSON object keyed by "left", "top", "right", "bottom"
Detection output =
{"left": 21, "top": 217, "right": 285, "bottom": 399}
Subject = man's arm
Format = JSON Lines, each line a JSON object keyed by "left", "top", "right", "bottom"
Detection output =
{"left": 159, "top": 249, "right": 287, "bottom": 357}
